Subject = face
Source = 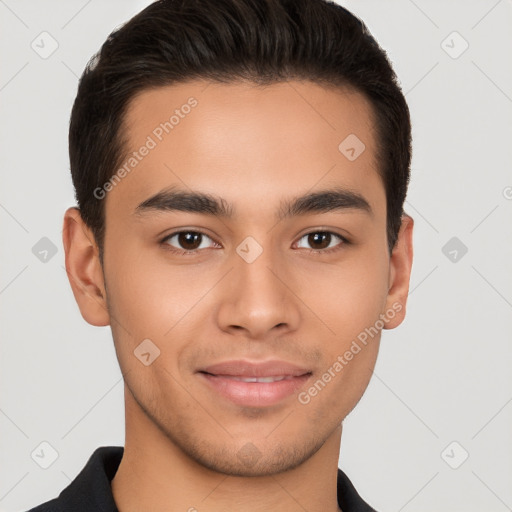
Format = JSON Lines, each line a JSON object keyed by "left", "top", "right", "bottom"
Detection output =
{"left": 64, "top": 79, "right": 413, "bottom": 477}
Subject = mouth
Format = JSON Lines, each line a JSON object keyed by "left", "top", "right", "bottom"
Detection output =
{"left": 197, "top": 360, "right": 312, "bottom": 407}
{"left": 211, "top": 375, "right": 298, "bottom": 383}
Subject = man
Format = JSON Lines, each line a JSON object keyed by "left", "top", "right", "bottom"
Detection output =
{"left": 28, "top": 0, "right": 413, "bottom": 510}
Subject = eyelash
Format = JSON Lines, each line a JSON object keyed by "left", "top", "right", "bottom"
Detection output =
{"left": 159, "top": 229, "right": 349, "bottom": 256}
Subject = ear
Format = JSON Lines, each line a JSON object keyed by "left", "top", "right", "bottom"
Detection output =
{"left": 62, "top": 207, "right": 110, "bottom": 327}
{"left": 382, "top": 214, "right": 414, "bottom": 329}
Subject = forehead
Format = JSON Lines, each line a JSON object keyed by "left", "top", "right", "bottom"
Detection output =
{"left": 105, "top": 79, "right": 384, "bottom": 222}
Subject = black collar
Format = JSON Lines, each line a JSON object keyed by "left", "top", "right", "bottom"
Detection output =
{"left": 27, "top": 446, "right": 377, "bottom": 512}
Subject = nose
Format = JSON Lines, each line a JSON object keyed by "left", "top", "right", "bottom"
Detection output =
{"left": 215, "top": 245, "right": 301, "bottom": 340}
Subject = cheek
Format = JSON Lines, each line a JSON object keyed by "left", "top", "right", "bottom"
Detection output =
{"left": 300, "top": 249, "right": 389, "bottom": 340}
{"left": 296, "top": 265, "right": 385, "bottom": 421}
{"left": 104, "top": 251, "right": 218, "bottom": 370}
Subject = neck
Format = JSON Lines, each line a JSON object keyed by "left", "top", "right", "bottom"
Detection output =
{"left": 111, "top": 386, "right": 342, "bottom": 512}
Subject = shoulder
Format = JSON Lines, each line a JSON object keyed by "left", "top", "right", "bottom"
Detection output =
{"left": 337, "top": 467, "right": 379, "bottom": 512}
{"left": 24, "top": 446, "right": 123, "bottom": 512}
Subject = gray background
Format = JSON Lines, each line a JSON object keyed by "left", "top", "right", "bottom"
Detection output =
{"left": 1, "top": 1, "right": 511, "bottom": 511}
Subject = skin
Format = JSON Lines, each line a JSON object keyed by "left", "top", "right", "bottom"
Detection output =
{"left": 63, "top": 79, "right": 413, "bottom": 512}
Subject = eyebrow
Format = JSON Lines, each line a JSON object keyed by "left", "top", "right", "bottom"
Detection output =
{"left": 134, "top": 185, "right": 372, "bottom": 221}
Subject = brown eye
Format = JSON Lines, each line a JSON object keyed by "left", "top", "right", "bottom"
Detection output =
{"left": 296, "top": 231, "right": 347, "bottom": 253}
{"left": 162, "top": 231, "right": 215, "bottom": 252}
{"left": 308, "top": 232, "right": 331, "bottom": 250}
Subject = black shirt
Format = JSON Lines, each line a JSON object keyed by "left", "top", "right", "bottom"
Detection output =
{"left": 26, "top": 446, "right": 377, "bottom": 512}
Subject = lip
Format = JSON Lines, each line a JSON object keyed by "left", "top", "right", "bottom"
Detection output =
{"left": 197, "top": 359, "right": 312, "bottom": 407}
{"left": 200, "top": 359, "right": 311, "bottom": 378}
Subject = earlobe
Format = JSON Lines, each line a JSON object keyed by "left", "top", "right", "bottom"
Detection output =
{"left": 383, "top": 214, "right": 414, "bottom": 330}
{"left": 62, "top": 207, "right": 110, "bottom": 327}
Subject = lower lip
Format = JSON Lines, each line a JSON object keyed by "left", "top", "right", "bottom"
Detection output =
{"left": 199, "top": 373, "right": 311, "bottom": 407}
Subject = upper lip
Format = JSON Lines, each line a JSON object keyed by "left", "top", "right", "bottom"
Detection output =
{"left": 199, "top": 360, "right": 311, "bottom": 378}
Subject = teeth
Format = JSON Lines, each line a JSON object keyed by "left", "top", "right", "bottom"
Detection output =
{"left": 231, "top": 376, "right": 288, "bottom": 383}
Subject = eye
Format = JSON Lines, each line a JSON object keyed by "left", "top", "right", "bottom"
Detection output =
{"left": 160, "top": 229, "right": 349, "bottom": 256}
{"left": 161, "top": 230, "right": 218, "bottom": 254}
{"left": 295, "top": 231, "right": 348, "bottom": 254}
